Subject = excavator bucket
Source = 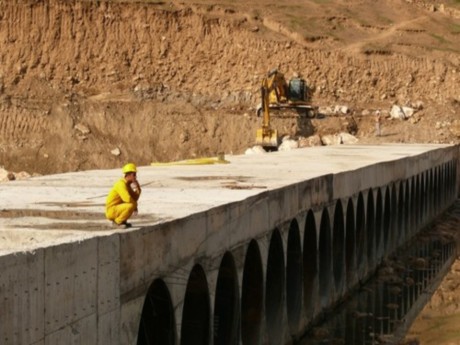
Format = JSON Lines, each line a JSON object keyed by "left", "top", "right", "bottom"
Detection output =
{"left": 256, "top": 128, "right": 278, "bottom": 148}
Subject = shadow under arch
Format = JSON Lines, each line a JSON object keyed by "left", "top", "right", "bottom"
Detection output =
{"left": 366, "top": 189, "right": 375, "bottom": 271}
{"left": 375, "top": 188, "right": 383, "bottom": 262}
{"left": 266, "top": 229, "right": 285, "bottom": 345}
{"left": 356, "top": 192, "right": 366, "bottom": 278}
{"left": 241, "top": 239, "right": 264, "bottom": 345}
{"left": 397, "top": 182, "right": 405, "bottom": 247}
{"left": 303, "top": 210, "right": 317, "bottom": 317}
{"left": 319, "top": 208, "right": 332, "bottom": 307}
{"left": 332, "top": 200, "right": 345, "bottom": 296}
{"left": 137, "top": 279, "right": 176, "bottom": 345}
{"left": 345, "top": 198, "right": 356, "bottom": 289}
{"left": 181, "top": 265, "right": 210, "bottom": 345}
{"left": 383, "top": 186, "right": 391, "bottom": 254}
{"left": 390, "top": 184, "right": 397, "bottom": 251}
{"left": 286, "top": 219, "right": 302, "bottom": 335}
{"left": 214, "top": 252, "right": 239, "bottom": 345}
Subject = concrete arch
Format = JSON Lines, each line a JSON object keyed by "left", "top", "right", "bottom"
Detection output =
{"left": 356, "top": 193, "right": 366, "bottom": 277}
{"left": 303, "top": 210, "right": 318, "bottom": 317}
{"left": 366, "top": 189, "right": 375, "bottom": 270}
{"left": 214, "top": 252, "right": 239, "bottom": 345}
{"left": 265, "top": 229, "right": 285, "bottom": 345}
{"left": 319, "top": 208, "right": 332, "bottom": 307}
{"left": 375, "top": 188, "right": 383, "bottom": 262}
{"left": 286, "top": 219, "right": 302, "bottom": 335}
{"left": 241, "top": 239, "right": 263, "bottom": 345}
{"left": 345, "top": 198, "right": 356, "bottom": 288}
{"left": 137, "top": 279, "right": 176, "bottom": 345}
{"left": 181, "top": 265, "right": 210, "bottom": 345}
{"left": 332, "top": 200, "right": 345, "bottom": 296}
{"left": 383, "top": 186, "right": 391, "bottom": 252}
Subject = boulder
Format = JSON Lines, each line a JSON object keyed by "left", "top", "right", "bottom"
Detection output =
{"left": 278, "top": 139, "right": 298, "bottom": 151}
{"left": 340, "top": 132, "right": 359, "bottom": 144}
{"left": 298, "top": 135, "right": 322, "bottom": 148}
{"left": 245, "top": 146, "right": 266, "bottom": 155}
{"left": 321, "top": 134, "right": 342, "bottom": 146}
{"left": 390, "top": 105, "right": 406, "bottom": 120}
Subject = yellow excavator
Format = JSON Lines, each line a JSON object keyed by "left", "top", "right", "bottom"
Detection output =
{"left": 255, "top": 69, "right": 317, "bottom": 148}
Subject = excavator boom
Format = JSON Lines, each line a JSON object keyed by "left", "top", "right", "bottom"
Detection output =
{"left": 255, "top": 80, "right": 278, "bottom": 148}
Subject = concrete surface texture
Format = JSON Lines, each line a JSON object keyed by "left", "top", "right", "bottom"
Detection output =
{"left": 0, "top": 143, "right": 455, "bottom": 256}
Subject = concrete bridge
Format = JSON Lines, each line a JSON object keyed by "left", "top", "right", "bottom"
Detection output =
{"left": 0, "top": 144, "right": 458, "bottom": 345}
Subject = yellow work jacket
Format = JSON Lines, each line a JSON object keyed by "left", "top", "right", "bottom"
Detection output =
{"left": 106, "top": 178, "right": 141, "bottom": 210}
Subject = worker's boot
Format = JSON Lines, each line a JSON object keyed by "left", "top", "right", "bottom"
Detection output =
{"left": 112, "top": 221, "right": 132, "bottom": 229}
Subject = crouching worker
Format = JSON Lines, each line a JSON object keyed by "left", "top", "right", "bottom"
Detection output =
{"left": 106, "top": 163, "right": 141, "bottom": 228}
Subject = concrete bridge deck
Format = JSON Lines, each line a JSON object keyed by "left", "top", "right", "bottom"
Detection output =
{"left": 0, "top": 143, "right": 459, "bottom": 345}
{"left": 0, "top": 144, "right": 454, "bottom": 254}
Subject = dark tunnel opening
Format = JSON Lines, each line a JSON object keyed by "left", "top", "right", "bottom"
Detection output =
{"left": 286, "top": 219, "right": 302, "bottom": 335}
{"left": 303, "top": 210, "right": 318, "bottom": 317}
{"left": 345, "top": 199, "right": 356, "bottom": 289}
{"left": 180, "top": 265, "right": 210, "bottom": 345}
{"left": 137, "top": 279, "right": 176, "bottom": 345}
{"left": 241, "top": 239, "right": 263, "bottom": 345}
{"left": 214, "top": 252, "right": 239, "bottom": 345}
{"left": 266, "top": 229, "right": 285, "bottom": 345}
{"left": 333, "top": 200, "right": 345, "bottom": 294}
{"left": 319, "top": 208, "right": 332, "bottom": 307}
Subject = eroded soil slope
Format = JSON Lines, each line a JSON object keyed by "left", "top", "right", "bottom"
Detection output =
{"left": 0, "top": 0, "right": 459, "bottom": 175}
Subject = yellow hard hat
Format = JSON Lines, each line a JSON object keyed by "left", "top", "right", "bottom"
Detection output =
{"left": 122, "top": 163, "right": 137, "bottom": 174}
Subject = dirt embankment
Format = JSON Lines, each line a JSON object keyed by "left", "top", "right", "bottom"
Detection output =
{"left": 0, "top": 0, "right": 459, "bottom": 175}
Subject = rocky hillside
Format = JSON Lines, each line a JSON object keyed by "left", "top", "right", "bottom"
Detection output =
{"left": 0, "top": 0, "right": 459, "bottom": 175}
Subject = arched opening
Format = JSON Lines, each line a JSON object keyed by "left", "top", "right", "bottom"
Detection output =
{"left": 266, "top": 229, "right": 285, "bottom": 344}
{"left": 214, "top": 252, "right": 239, "bottom": 345}
{"left": 137, "top": 279, "right": 176, "bottom": 345}
{"left": 181, "top": 265, "right": 210, "bottom": 345}
{"left": 397, "top": 182, "right": 405, "bottom": 247}
{"left": 241, "top": 240, "right": 263, "bottom": 345}
{"left": 333, "top": 200, "right": 345, "bottom": 294}
{"left": 319, "top": 208, "right": 332, "bottom": 307}
{"left": 375, "top": 188, "right": 383, "bottom": 262}
{"left": 366, "top": 189, "right": 375, "bottom": 270}
{"left": 404, "top": 180, "right": 410, "bottom": 241}
{"left": 390, "top": 184, "right": 397, "bottom": 251}
{"left": 356, "top": 193, "right": 366, "bottom": 277}
{"left": 303, "top": 210, "right": 317, "bottom": 317}
{"left": 410, "top": 177, "right": 416, "bottom": 236}
{"left": 426, "top": 169, "right": 436, "bottom": 225}
{"left": 345, "top": 199, "right": 356, "bottom": 288}
{"left": 286, "top": 219, "right": 302, "bottom": 335}
{"left": 383, "top": 186, "right": 391, "bottom": 252}
{"left": 436, "top": 165, "right": 442, "bottom": 210}
{"left": 416, "top": 175, "right": 421, "bottom": 227}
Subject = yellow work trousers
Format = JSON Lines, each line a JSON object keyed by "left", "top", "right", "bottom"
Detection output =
{"left": 106, "top": 202, "right": 136, "bottom": 225}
